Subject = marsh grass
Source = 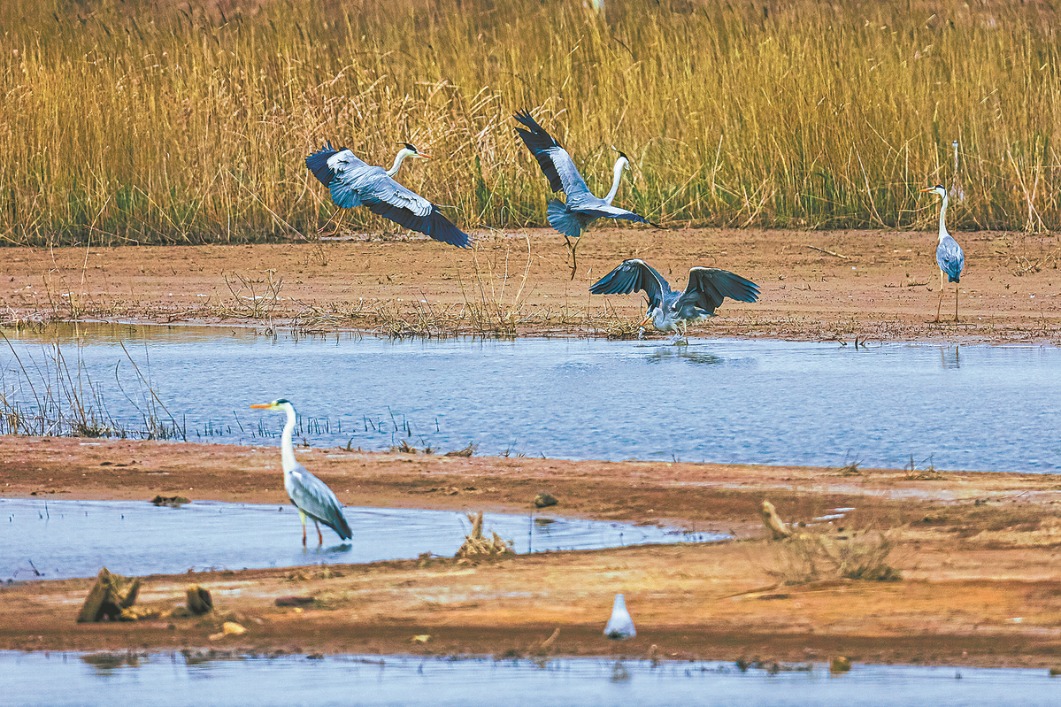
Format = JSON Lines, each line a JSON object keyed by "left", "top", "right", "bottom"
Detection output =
{"left": 0, "top": 334, "right": 186, "bottom": 439}
{"left": 1, "top": 0, "right": 1059, "bottom": 246}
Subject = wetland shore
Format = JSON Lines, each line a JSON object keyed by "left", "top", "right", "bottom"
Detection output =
{"left": 1, "top": 228, "right": 1058, "bottom": 344}
{"left": 1, "top": 436, "right": 1059, "bottom": 668}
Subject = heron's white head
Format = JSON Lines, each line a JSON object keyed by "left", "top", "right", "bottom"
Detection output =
{"left": 250, "top": 398, "right": 294, "bottom": 413}
{"left": 611, "top": 146, "right": 630, "bottom": 171}
{"left": 401, "top": 142, "right": 431, "bottom": 160}
{"left": 920, "top": 184, "right": 947, "bottom": 199}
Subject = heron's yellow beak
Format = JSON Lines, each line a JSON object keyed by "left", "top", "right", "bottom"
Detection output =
{"left": 919, "top": 187, "right": 933, "bottom": 193}
{"left": 416, "top": 152, "right": 432, "bottom": 160}
{"left": 640, "top": 315, "right": 652, "bottom": 327}
{"left": 250, "top": 403, "right": 274, "bottom": 410}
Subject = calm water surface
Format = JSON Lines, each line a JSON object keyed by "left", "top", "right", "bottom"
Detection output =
{"left": 0, "top": 652, "right": 1057, "bottom": 706}
{"left": 2, "top": 324, "right": 1059, "bottom": 472}
{"left": 0, "top": 498, "right": 715, "bottom": 581}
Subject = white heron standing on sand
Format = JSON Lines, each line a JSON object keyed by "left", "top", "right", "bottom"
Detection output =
{"left": 921, "top": 184, "right": 966, "bottom": 322}
{"left": 590, "top": 259, "right": 760, "bottom": 340}
{"left": 305, "top": 141, "right": 470, "bottom": 248}
{"left": 513, "top": 110, "right": 657, "bottom": 276}
{"left": 250, "top": 399, "right": 353, "bottom": 546}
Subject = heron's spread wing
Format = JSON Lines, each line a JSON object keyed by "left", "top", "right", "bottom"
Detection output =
{"left": 936, "top": 237, "right": 965, "bottom": 283}
{"left": 363, "top": 177, "right": 471, "bottom": 248}
{"left": 306, "top": 142, "right": 470, "bottom": 247}
{"left": 305, "top": 144, "right": 371, "bottom": 209}
{"left": 287, "top": 464, "right": 353, "bottom": 540}
{"left": 307, "top": 144, "right": 373, "bottom": 204}
{"left": 678, "top": 268, "right": 760, "bottom": 314}
{"left": 513, "top": 110, "right": 590, "bottom": 196}
{"left": 589, "top": 258, "right": 670, "bottom": 311}
{"left": 575, "top": 203, "right": 652, "bottom": 225}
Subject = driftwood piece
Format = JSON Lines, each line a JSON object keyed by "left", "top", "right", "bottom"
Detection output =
{"left": 77, "top": 568, "right": 141, "bottom": 623}
{"left": 761, "top": 500, "right": 794, "bottom": 540}
{"left": 186, "top": 585, "right": 213, "bottom": 615}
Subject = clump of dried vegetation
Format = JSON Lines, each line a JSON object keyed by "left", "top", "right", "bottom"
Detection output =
{"left": 1, "top": 0, "right": 1059, "bottom": 247}
{"left": 456, "top": 512, "right": 513, "bottom": 560}
{"left": 762, "top": 500, "right": 901, "bottom": 584}
{"left": 768, "top": 528, "right": 902, "bottom": 585}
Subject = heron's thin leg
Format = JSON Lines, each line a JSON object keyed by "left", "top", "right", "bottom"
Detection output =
{"left": 299, "top": 509, "right": 308, "bottom": 547}
{"left": 934, "top": 270, "right": 944, "bottom": 323}
{"left": 564, "top": 236, "right": 580, "bottom": 280}
{"left": 315, "top": 520, "right": 323, "bottom": 546}
{"left": 954, "top": 284, "right": 959, "bottom": 322}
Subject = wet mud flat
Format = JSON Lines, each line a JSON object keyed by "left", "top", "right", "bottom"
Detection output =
{"left": 1, "top": 228, "right": 1058, "bottom": 343}
{"left": 1, "top": 438, "right": 1059, "bottom": 668}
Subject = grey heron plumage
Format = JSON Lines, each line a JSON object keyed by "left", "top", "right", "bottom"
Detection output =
{"left": 590, "top": 258, "right": 760, "bottom": 337}
{"left": 513, "top": 110, "right": 655, "bottom": 240}
{"left": 921, "top": 184, "right": 965, "bottom": 322}
{"left": 250, "top": 399, "right": 353, "bottom": 546}
{"left": 306, "top": 141, "right": 470, "bottom": 248}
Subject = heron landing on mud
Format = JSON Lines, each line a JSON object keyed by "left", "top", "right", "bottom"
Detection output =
{"left": 590, "top": 259, "right": 760, "bottom": 342}
{"left": 513, "top": 110, "right": 658, "bottom": 277}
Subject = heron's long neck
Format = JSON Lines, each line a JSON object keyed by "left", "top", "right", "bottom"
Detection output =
{"left": 280, "top": 406, "right": 297, "bottom": 472}
{"left": 603, "top": 158, "right": 626, "bottom": 205}
{"left": 937, "top": 194, "right": 949, "bottom": 241}
{"left": 386, "top": 149, "right": 411, "bottom": 177}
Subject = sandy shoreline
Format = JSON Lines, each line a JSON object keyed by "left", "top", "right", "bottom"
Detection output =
{"left": 1, "top": 437, "right": 1059, "bottom": 668}
{"left": 1, "top": 228, "right": 1058, "bottom": 344}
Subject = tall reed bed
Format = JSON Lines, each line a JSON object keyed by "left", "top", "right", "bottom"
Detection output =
{"left": 1, "top": 0, "right": 1058, "bottom": 245}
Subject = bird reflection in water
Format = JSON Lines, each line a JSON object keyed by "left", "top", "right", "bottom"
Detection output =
{"left": 940, "top": 346, "right": 961, "bottom": 370}
{"left": 644, "top": 347, "right": 723, "bottom": 367}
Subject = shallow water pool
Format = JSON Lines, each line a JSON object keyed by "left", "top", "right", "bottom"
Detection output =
{"left": 0, "top": 498, "right": 717, "bottom": 581}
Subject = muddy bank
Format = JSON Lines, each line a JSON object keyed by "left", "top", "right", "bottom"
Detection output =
{"left": 1, "top": 437, "right": 1059, "bottom": 667}
{"left": 1, "top": 228, "right": 1058, "bottom": 343}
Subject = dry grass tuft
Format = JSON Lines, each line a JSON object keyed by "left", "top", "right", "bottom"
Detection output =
{"left": 767, "top": 528, "right": 901, "bottom": 585}
{"left": 455, "top": 512, "right": 513, "bottom": 560}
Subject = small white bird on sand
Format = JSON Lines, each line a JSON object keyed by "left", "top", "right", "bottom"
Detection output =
{"left": 604, "top": 593, "right": 636, "bottom": 639}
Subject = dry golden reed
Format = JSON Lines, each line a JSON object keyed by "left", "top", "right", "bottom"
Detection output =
{"left": 1, "top": 0, "right": 1058, "bottom": 245}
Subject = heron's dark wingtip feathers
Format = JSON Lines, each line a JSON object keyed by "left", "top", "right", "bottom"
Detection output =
{"left": 692, "top": 268, "right": 761, "bottom": 304}
{"left": 589, "top": 260, "right": 639, "bottom": 295}
{"left": 305, "top": 142, "right": 339, "bottom": 186}
{"left": 428, "top": 207, "right": 472, "bottom": 248}
{"left": 333, "top": 512, "right": 353, "bottom": 540}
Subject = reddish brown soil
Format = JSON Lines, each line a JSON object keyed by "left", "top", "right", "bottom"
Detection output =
{"left": 1, "top": 227, "right": 1058, "bottom": 342}
{"left": 1, "top": 437, "right": 1059, "bottom": 668}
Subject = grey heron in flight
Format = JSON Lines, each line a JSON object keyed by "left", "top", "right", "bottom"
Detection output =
{"left": 250, "top": 399, "right": 353, "bottom": 546}
{"left": 921, "top": 184, "right": 965, "bottom": 322}
{"left": 590, "top": 259, "right": 760, "bottom": 339}
{"left": 513, "top": 110, "right": 656, "bottom": 276}
{"left": 306, "top": 142, "right": 470, "bottom": 248}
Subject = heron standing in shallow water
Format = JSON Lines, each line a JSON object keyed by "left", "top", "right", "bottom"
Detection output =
{"left": 305, "top": 141, "right": 470, "bottom": 248}
{"left": 590, "top": 259, "right": 760, "bottom": 340}
{"left": 921, "top": 184, "right": 966, "bottom": 322}
{"left": 513, "top": 110, "right": 656, "bottom": 276}
{"left": 250, "top": 399, "right": 353, "bottom": 546}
